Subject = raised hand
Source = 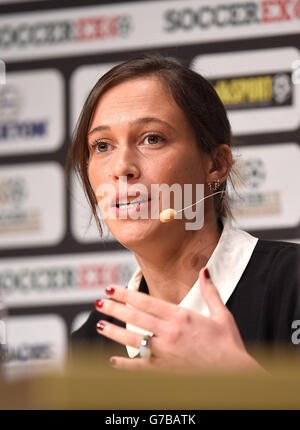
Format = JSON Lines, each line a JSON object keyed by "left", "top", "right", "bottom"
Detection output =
{"left": 95, "top": 268, "right": 266, "bottom": 373}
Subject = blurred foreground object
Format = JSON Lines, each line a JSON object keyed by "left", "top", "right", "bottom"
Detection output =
{"left": 0, "top": 345, "right": 300, "bottom": 409}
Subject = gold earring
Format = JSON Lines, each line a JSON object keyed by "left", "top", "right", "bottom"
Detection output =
{"left": 208, "top": 179, "right": 220, "bottom": 191}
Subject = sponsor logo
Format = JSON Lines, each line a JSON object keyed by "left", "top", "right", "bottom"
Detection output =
{"left": 0, "top": 177, "right": 27, "bottom": 205}
{"left": 0, "top": 121, "right": 47, "bottom": 140}
{"left": 1, "top": 2, "right": 299, "bottom": 62}
{"left": 0, "top": 84, "right": 48, "bottom": 142}
{"left": 0, "top": 252, "right": 137, "bottom": 306}
{"left": 1, "top": 342, "right": 53, "bottom": 362}
{"left": 0, "top": 70, "right": 64, "bottom": 155}
{"left": 0, "top": 251, "right": 138, "bottom": 310}
{"left": 228, "top": 143, "right": 300, "bottom": 230}
{"left": 242, "top": 158, "right": 267, "bottom": 189}
{"left": 0, "top": 14, "right": 133, "bottom": 49}
{"left": 0, "top": 176, "right": 41, "bottom": 234}
{"left": 164, "top": 0, "right": 300, "bottom": 32}
{"left": 0, "top": 163, "right": 65, "bottom": 248}
{"left": 211, "top": 72, "right": 292, "bottom": 111}
{"left": 1, "top": 315, "right": 67, "bottom": 378}
{"left": 192, "top": 47, "right": 300, "bottom": 134}
{"left": 230, "top": 157, "right": 281, "bottom": 217}
{"left": 0, "top": 263, "right": 133, "bottom": 295}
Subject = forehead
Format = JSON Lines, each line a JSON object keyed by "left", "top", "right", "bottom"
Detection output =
{"left": 89, "top": 76, "right": 186, "bottom": 128}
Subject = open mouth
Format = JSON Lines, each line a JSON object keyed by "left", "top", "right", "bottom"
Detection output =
{"left": 116, "top": 198, "right": 151, "bottom": 209}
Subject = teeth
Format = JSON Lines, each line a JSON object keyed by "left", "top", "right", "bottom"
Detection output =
{"left": 118, "top": 199, "right": 148, "bottom": 207}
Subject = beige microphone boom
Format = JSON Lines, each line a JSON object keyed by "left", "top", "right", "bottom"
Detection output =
{"left": 159, "top": 190, "right": 225, "bottom": 223}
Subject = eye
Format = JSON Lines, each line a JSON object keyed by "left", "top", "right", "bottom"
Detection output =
{"left": 143, "top": 134, "right": 164, "bottom": 145}
{"left": 91, "top": 140, "right": 111, "bottom": 153}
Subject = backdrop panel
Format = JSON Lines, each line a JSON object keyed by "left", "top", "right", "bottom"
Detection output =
{"left": 0, "top": 0, "right": 299, "bottom": 376}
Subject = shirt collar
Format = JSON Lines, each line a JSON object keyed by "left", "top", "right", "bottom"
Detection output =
{"left": 126, "top": 217, "right": 258, "bottom": 358}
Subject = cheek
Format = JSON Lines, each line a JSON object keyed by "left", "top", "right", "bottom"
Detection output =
{"left": 88, "top": 159, "right": 103, "bottom": 180}
{"left": 87, "top": 162, "right": 104, "bottom": 199}
{"left": 182, "top": 151, "right": 206, "bottom": 181}
{"left": 160, "top": 151, "right": 204, "bottom": 184}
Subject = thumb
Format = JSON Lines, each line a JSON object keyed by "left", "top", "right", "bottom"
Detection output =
{"left": 199, "top": 267, "right": 224, "bottom": 317}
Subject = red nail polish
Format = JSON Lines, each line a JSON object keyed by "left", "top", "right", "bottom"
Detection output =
{"left": 105, "top": 286, "right": 115, "bottom": 295}
{"left": 204, "top": 268, "right": 210, "bottom": 279}
{"left": 96, "top": 321, "right": 105, "bottom": 331}
{"left": 95, "top": 299, "right": 103, "bottom": 309}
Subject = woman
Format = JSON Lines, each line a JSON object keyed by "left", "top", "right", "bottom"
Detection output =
{"left": 68, "top": 54, "right": 300, "bottom": 372}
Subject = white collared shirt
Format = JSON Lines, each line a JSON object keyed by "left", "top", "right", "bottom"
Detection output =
{"left": 126, "top": 217, "right": 258, "bottom": 358}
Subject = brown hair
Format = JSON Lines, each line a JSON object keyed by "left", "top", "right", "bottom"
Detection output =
{"left": 66, "top": 53, "right": 233, "bottom": 236}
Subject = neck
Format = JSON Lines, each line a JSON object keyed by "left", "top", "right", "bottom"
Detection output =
{"left": 133, "top": 214, "right": 222, "bottom": 304}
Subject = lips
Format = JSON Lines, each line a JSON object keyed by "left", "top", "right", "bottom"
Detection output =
{"left": 110, "top": 191, "right": 151, "bottom": 208}
{"left": 116, "top": 198, "right": 150, "bottom": 208}
{"left": 115, "top": 198, "right": 152, "bottom": 216}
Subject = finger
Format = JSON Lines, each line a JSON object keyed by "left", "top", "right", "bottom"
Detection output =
{"left": 104, "top": 284, "right": 176, "bottom": 320}
{"left": 95, "top": 298, "right": 160, "bottom": 334}
{"left": 96, "top": 320, "right": 159, "bottom": 357}
{"left": 109, "top": 356, "right": 156, "bottom": 371}
{"left": 199, "top": 267, "right": 225, "bottom": 317}
{"left": 96, "top": 319, "right": 144, "bottom": 349}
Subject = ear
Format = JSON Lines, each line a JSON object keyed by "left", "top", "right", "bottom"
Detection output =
{"left": 206, "top": 144, "right": 232, "bottom": 185}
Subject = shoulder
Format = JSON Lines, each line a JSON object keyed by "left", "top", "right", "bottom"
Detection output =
{"left": 229, "top": 238, "right": 300, "bottom": 344}
{"left": 244, "top": 238, "right": 300, "bottom": 313}
{"left": 250, "top": 239, "right": 300, "bottom": 276}
{"left": 232, "top": 238, "right": 300, "bottom": 312}
{"left": 253, "top": 238, "right": 300, "bottom": 255}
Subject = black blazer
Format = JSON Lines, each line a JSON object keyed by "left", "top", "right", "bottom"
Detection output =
{"left": 71, "top": 239, "right": 300, "bottom": 361}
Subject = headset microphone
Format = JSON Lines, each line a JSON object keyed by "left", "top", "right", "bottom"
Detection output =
{"left": 159, "top": 190, "right": 225, "bottom": 223}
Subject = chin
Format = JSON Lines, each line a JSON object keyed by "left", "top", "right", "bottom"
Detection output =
{"left": 107, "top": 219, "right": 160, "bottom": 248}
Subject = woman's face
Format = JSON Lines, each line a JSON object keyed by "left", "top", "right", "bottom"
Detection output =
{"left": 87, "top": 76, "right": 209, "bottom": 248}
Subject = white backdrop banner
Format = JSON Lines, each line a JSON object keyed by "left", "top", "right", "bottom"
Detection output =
{"left": 229, "top": 143, "right": 300, "bottom": 231}
{"left": 1, "top": 0, "right": 300, "bottom": 62}
{"left": 0, "top": 250, "right": 137, "bottom": 307}
{"left": 0, "top": 162, "right": 65, "bottom": 249}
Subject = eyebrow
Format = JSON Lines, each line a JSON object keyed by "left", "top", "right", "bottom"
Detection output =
{"left": 87, "top": 117, "right": 176, "bottom": 136}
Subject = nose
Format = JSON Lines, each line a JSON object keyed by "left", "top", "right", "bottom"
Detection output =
{"left": 110, "top": 145, "right": 140, "bottom": 182}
